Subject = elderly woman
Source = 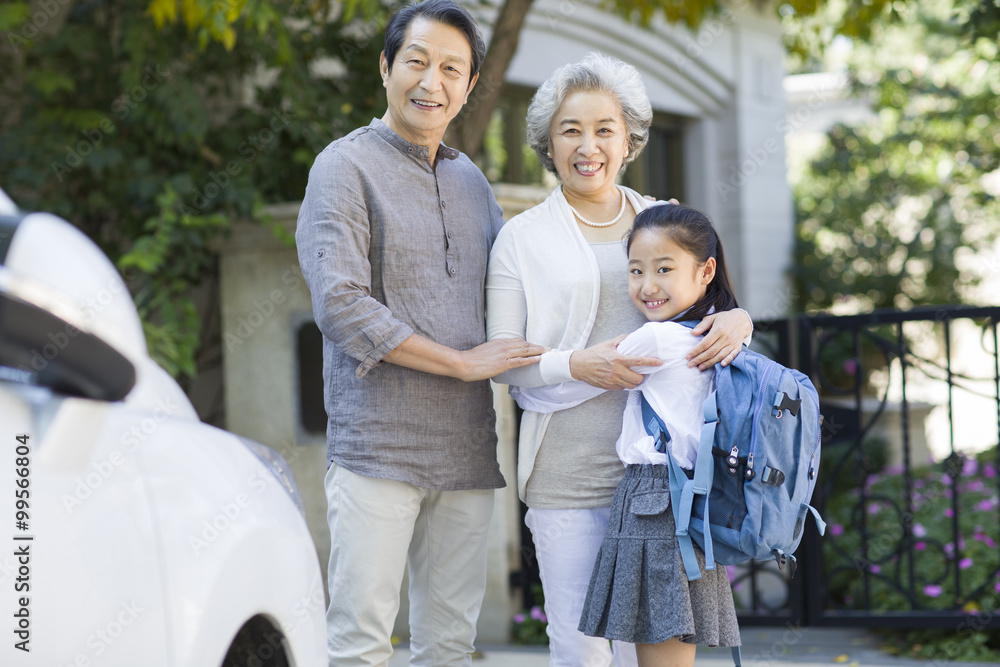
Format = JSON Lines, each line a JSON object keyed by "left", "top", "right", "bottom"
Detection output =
{"left": 486, "top": 53, "right": 752, "bottom": 666}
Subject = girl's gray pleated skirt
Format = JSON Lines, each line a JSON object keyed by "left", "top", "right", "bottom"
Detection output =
{"left": 578, "top": 464, "right": 741, "bottom": 647}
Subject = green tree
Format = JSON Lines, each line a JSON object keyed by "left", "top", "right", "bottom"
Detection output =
{"left": 790, "top": 0, "right": 1000, "bottom": 311}
{"left": 0, "top": 0, "right": 389, "bottom": 381}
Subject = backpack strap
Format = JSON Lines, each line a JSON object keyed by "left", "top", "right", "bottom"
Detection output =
{"left": 674, "top": 387, "right": 720, "bottom": 580}
{"left": 640, "top": 393, "right": 671, "bottom": 453}
{"left": 640, "top": 390, "right": 717, "bottom": 582}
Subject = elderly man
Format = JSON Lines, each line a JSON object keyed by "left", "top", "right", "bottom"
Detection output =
{"left": 294, "top": 1, "right": 545, "bottom": 665}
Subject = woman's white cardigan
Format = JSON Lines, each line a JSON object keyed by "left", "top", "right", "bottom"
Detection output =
{"left": 486, "top": 185, "right": 656, "bottom": 501}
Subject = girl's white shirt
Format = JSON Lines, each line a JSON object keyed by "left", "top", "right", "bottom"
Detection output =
{"left": 512, "top": 320, "right": 715, "bottom": 469}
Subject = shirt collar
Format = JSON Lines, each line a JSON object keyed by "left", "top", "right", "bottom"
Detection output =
{"left": 369, "top": 118, "right": 460, "bottom": 164}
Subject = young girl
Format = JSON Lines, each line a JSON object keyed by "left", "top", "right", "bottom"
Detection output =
{"left": 512, "top": 203, "right": 742, "bottom": 667}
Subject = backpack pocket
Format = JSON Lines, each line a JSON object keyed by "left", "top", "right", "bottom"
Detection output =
{"left": 704, "top": 447, "right": 748, "bottom": 531}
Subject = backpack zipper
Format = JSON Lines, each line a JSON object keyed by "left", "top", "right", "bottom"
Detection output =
{"left": 806, "top": 392, "right": 821, "bottom": 479}
{"left": 746, "top": 360, "right": 778, "bottom": 481}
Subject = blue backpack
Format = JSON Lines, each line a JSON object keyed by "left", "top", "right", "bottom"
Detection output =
{"left": 640, "top": 323, "right": 826, "bottom": 583}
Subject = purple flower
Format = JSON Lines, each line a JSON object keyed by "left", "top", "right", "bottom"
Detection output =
{"left": 941, "top": 473, "right": 952, "bottom": 485}
{"left": 529, "top": 606, "right": 545, "bottom": 621}
{"left": 868, "top": 502, "right": 881, "bottom": 515}
{"left": 924, "top": 585, "right": 942, "bottom": 598}
{"left": 831, "top": 524, "right": 844, "bottom": 536}
{"left": 995, "top": 581, "right": 1000, "bottom": 593}
{"left": 870, "top": 564, "right": 881, "bottom": 574}
{"left": 915, "top": 541, "right": 926, "bottom": 551}
{"left": 962, "top": 459, "right": 978, "bottom": 476}
{"left": 984, "top": 465, "right": 996, "bottom": 479}
{"left": 513, "top": 613, "right": 525, "bottom": 624}
{"left": 944, "top": 507, "right": 954, "bottom": 518}
{"left": 886, "top": 464, "right": 904, "bottom": 475}
{"left": 844, "top": 359, "right": 858, "bottom": 375}
{"left": 965, "top": 480, "right": 984, "bottom": 493}
{"left": 945, "top": 542, "right": 955, "bottom": 557}
{"left": 959, "top": 558, "right": 974, "bottom": 570}
{"left": 977, "top": 498, "right": 997, "bottom": 512}
{"left": 913, "top": 524, "right": 927, "bottom": 537}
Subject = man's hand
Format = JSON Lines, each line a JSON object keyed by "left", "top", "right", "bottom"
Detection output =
{"left": 455, "top": 339, "right": 546, "bottom": 382}
{"left": 569, "top": 335, "right": 662, "bottom": 390}
{"left": 686, "top": 310, "right": 753, "bottom": 370}
{"left": 383, "top": 334, "right": 544, "bottom": 381}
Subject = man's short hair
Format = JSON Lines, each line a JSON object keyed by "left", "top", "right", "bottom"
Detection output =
{"left": 383, "top": 0, "right": 487, "bottom": 79}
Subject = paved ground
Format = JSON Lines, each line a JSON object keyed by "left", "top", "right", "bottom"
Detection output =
{"left": 387, "top": 627, "right": 996, "bottom": 667}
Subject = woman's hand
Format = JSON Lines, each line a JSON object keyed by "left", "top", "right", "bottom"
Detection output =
{"left": 569, "top": 335, "right": 662, "bottom": 390}
{"left": 686, "top": 310, "right": 753, "bottom": 370}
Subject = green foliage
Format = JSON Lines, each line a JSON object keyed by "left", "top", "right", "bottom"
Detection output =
{"left": 510, "top": 583, "right": 549, "bottom": 645}
{"left": 790, "top": 0, "right": 1000, "bottom": 312}
{"left": 823, "top": 448, "right": 1000, "bottom": 616}
{"left": 1, "top": 0, "right": 389, "bottom": 377}
{"left": 879, "top": 628, "right": 1000, "bottom": 662}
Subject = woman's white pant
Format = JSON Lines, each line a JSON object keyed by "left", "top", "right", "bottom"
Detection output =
{"left": 525, "top": 507, "right": 639, "bottom": 667}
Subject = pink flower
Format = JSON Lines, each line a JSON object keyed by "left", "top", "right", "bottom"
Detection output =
{"left": 513, "top": 613, "right": 525, "bottom": 624}
{"left": 831, "top": 524, "right": 844, "bottom": 536}
{"left": 984, "top": 465, "right": 996, "bottom": 478}
{"left": 530, "top": 606, "right": 546, "bottom": 622}
{"left": 844, "top": 359, "right": 858, "bottom": 375}
{"left": 870, "top": 564, "right": 881, "bottom": 574}
{"left": 924, "top": 585, "right": 942, "bottom": 598}
{"left": 944, "top": 508, "right": 954, "bottom": 518}
{"left": 960, "top": 558, "right": 974, "bottom": 570}
{"left": 915, "top": 541, "right": 926, "bottom": 551}
{"left": 913, "top": 524, "right": 927, "bottom": 537}
{"left": 995, "top": 581, "right": 1000, "bottom": 593}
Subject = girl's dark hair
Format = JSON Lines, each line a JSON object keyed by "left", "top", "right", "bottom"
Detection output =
{"left": 626, "top": 204, "right": 739, "bottom": 322}
{"left": 384, "top": 0, "right": 486, "bottom": 82}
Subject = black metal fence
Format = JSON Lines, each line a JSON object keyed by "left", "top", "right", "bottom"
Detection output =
{"left": 514, "top": 305, "right": 1000, "bottom": 631}
{"left": 739, "top": 304, "right": 1000, "bottom": 630}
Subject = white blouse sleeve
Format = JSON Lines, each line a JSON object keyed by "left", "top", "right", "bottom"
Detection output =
{"left": 510, "top": 322, "right": 666, "bottom": 413}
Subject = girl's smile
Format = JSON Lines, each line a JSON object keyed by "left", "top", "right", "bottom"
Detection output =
{"left": 628, "top": 228, "right": 716, "bottom": 322}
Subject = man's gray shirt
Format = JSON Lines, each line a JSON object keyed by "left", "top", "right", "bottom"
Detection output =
{"left": 295, "top": 119, "right": 506, "bottom": 491}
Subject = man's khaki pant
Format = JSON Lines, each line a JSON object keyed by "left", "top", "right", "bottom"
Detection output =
{"left": 325, "top": 462, "right": 495, "bottom": 667}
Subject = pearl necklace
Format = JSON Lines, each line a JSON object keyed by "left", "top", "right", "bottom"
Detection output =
{"left": 567, "top": 187, "right": 627, "bottom": 228}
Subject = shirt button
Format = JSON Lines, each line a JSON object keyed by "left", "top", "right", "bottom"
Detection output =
{"left": 407, "top": 147, "right": 413, "bottom": 153}
{"left": 441, "top": 200, "right": 447, "bottom": 208}
{"left": 446, "top": 231, "right": 452, "bottom": 239}
{"left": 449, "top": 268, "right": 457, "bottom": 276}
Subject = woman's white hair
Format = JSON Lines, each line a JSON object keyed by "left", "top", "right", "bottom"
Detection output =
{"left": 525, "top": 51, "right": 652, "bottom": 176}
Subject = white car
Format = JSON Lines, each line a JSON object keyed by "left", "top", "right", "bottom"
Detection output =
{"left": 0, "top": 188, "right": 326, "bottom": 666}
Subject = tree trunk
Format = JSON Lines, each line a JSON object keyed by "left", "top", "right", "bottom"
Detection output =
{"left": 451, "top": 0, "right": 535, "bottom": 159}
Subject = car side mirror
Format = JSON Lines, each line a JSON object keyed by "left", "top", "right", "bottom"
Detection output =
{"left": 0, "top": 277, "right": 136, "bottom": 402}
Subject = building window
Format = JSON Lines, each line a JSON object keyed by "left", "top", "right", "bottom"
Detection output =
{"left": 297, "top": 321, "right": 326, "bottom": 436}
{"left": 481, "top": 85, "right": 686, "bottom": 201}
